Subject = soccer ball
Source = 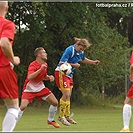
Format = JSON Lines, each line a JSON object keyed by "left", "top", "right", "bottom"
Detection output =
{"left": 59, "top": 63, "right": 72, "bottom": 75}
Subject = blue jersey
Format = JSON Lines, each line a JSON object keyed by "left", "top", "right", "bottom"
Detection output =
{"left": 57, "top": 44, "right": 85, "bottom": 77}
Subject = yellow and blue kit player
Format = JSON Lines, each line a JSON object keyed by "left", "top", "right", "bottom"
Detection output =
{"left": 55, "top": 37, "right": 100, "bottom": 126}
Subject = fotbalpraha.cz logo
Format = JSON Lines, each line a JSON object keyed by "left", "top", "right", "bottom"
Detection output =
{"left": 95, "top": 3, "right": 133, "bottom": 8}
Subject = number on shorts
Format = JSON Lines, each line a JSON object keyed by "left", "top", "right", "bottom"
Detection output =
{"left": 64, "top": 82, "right": 67, "bottom": 88}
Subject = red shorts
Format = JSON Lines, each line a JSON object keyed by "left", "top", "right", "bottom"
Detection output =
{"left": 0, "top": 66, "right": 18, "bottom": 99}
{"left": 22, "top": 88, "right": 52, "bottom": 103}
{"left": 54, "top": 71, "right": 73, "bottom": 90}
{"left": 127, "top": 85, "right": 133, "bottom": 98}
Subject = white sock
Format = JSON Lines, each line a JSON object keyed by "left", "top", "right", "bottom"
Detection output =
{"left": 2, "top": 108, "right": 19, "bottom": 132}
{"left": 123, "top": 104, "right": 131, "bottom": 129}
{"left": 17, "top": 108, "right": 24, "bottom": 122}
{"left": 48, "top": 105, "right": 57, "bottom": 122}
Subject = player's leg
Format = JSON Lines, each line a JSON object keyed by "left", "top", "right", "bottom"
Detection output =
{"left": 54, "top": 71, "right": 72, "bottom": 126}
{"left": 121, "top": 97, "right": 133, "bottom": 132}
{"left": 58, "top": 89, "right": 71, "bottom": 126}
{"left": 63, "top": 78, "right": 77, "bottom": 124}
{"left": 1, "top": 67, "right": 19, "bottom": 132}
{"left": 64, "top": 88, "right": 77, "bottom": 124}
{"left": 120, "top": 84, "right": 133, "bottom": 132}
{"left": 45, "top": 93, "right": 58, "bottom": 121}
{"left": 42, "top": 93, "right": 60, "bottom": 128}
{"left": 17, "top": 92, "right": 34, "bottom": 122}
{"left": 64, "top": 88, "right": 71, "bottom": 117}
{"left": 60, "top": 89, "right": 71, "bottom": 117}
{"left": 2, "top": 98, "right": 19, "bottom": 132}
{"left": 17, "top": 99, "right": 29, "bottom": 121}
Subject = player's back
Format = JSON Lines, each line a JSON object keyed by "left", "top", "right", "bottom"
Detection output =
{"left": 0, "top": 16, "right": 15, "bottom": 67}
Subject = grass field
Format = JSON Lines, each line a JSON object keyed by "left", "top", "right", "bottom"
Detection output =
{"left": 0, "top": 104, "right": 133, "bottom": 132}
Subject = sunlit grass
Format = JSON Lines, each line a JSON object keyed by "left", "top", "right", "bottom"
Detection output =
{"left": 0, "top": 104, "right": 132, "bottom": 132}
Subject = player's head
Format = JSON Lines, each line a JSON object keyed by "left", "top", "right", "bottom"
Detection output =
{"left": 0, "top": 1, "right": 8, "bottom": 17}
{"left": 74, "top": 37, "right": 91, "bottom": 53}
{"left": 34, "top": 47, "right": 47, "bottom": 60}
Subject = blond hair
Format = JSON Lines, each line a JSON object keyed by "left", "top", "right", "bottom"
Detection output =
{"left": 74, "top": 37, "right": 92, "bottom": 48}
{"left": 34, "top": 47, "right": 44, "bottom": 57}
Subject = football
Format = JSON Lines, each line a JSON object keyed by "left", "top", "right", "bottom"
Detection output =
{"left": 59, "top": 63, "right": 72, "bottom": 75}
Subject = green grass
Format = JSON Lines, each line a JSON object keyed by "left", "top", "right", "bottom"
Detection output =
{"left": 0, "top": 104, "right": 133, "bottom": 132}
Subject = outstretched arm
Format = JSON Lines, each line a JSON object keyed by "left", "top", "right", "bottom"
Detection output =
{"left": 81, "top": 57, "right": 100, "bottom": 65}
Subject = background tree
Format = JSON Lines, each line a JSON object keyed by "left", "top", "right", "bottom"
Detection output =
{"left": 4, "top": 2, "right": 133, "bottom": 105}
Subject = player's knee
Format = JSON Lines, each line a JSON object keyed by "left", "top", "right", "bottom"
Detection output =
{"left": 52, "top": 100, "right": 58, "bottom": 106}
{"left": 65, "top": 93, "right": 71, "bottom": 99}
{"left": 124, "top": 99, "right": 132, "bottom": 105}
{"left": 19, "top": 100, "right": 29, "bottom": 110}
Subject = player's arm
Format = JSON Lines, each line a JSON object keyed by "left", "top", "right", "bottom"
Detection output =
{"left": 130, "top": 64, "right": 133, "bottom": 74}
{"left": 0, "top": 37, "right": 20, "bottom": 66}
{"left": 81, "top": 57, "right": 100, "bottom": 65}
{"left": 28, "top": 64, "right": 46, "bottom": 80}
{"left": 44, "top": 75, "right": 55, "bottom": 82}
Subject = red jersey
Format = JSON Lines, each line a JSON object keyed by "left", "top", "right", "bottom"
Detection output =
{"left": 130, "top": 51, "right": 133, "bottom": 65}
{"left": 23, "top": 60, "right": 48, "bottom": 92}
{"left": 0, "top": 16, "right": 15, "bottom": 67}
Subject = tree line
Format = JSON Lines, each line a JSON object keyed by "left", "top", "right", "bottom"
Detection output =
{"left": 6, "top": 2, "right": 133, "bottom": 105}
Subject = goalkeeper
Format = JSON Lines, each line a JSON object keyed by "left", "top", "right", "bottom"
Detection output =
{"left": 54, "top": 37, "right": 100, "bottom": 126}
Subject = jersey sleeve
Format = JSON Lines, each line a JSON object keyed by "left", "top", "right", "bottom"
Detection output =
{"left": 27, "top": 63, "right": 37, "bottom": 75}
{"left": 60, "top": 47, "right": 72, "bottom": 63}
{"left": 1, "top": 21, "right": 15, "bottom": 43}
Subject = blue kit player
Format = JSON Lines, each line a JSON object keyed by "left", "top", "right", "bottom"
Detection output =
{"left": 54, "top": 37, "right": 100, "bottom": 126}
